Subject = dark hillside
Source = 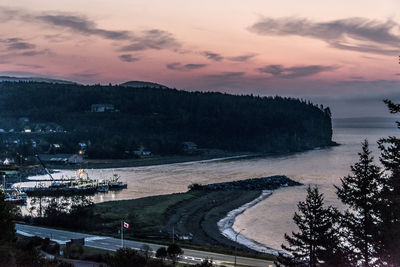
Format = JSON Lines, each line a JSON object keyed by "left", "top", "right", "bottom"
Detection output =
{"left": 0, "top": 82, "right": 333, "bottom": 157}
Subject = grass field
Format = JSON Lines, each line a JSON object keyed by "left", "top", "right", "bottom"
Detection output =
{"left": 88, "top": 189, "right": 278, "bottom": 261}
{"left": 93, "top": 191, "right": 202, "bottom": 235}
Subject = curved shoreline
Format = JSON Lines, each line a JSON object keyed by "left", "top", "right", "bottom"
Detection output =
{"left": 123, "top": 154, "right": 252, "bottom": 169}
{"left": 217, "top": 190, "right": 281, "bottom": 255}
{"left": 46, "top": 152, "right": 258, "bottom": 170}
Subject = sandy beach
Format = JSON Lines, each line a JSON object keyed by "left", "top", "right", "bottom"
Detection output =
{"left": 218, "top": 190, "right": 280, "bottom": 255}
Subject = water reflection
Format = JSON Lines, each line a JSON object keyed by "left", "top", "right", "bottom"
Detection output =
{"left": 17, "top": 126, "right": 399, "bottom": 251}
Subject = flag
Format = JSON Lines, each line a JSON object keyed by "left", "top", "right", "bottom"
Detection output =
{"left": 122, "top": 221, "right": 130, "bottom": 229}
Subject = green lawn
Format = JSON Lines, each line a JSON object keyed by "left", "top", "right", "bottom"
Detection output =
{"left": 93, "top": 191, "right": 201, "bottom": 234}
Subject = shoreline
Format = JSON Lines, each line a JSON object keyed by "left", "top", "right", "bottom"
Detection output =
{"left": 118, "top": 154, "right": 253, "bottom": 170}
{"left": 43, "top": 142, "right": 337, "bottom": 171}
{"left": 217, "top": 190, "right": 281, "bottom": 255}
{"left": 46, "top": 151, "right": 258, "bottom": 170}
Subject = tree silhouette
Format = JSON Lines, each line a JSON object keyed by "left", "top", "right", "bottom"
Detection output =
{"left": 336, "top": 140, "right": 383, "bottom": 266}
{"left": 0, "top": 190, "right": 16, "bottom": 243}
{"left": 167, "top": 243, "right": 183, "bottom": 266}
{"left": 277, "top": 186, "right": 342, "bottom": 266}
{"left": 378, "top": 100, "right": 400, "bottom": 265}
{"left": 155, "top": 247, "right": 167, "bottom": 262}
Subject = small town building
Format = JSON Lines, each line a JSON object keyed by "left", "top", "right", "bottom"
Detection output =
{"left": 2, "top": 158, "right": 15, "bottom": 165}
{"left": 51, "top": 143, "right": 61, "bottom": 149}
{"left": 34, "top": 125, "right": 42, "bottom": 133}
{"left": 183, "top": 141, "right": 198, "bottom": 152}
{"left": 78, "top": 142, "right": 88, "bottom": 150}
{"left": 23, "top": 126, "right": 32, "bottom": 133}
{"left": 134, "top": 150, "right": 152, "bottom": 157}
{"left": 55, "top": 125, "right": 64, "bottom": 132}
{"left": 44, "top": 125, "right": 53, "bottom": 133}
{"left": 91, "top": 104, "right": 115, "bottom": 112}
{"left": 30, "top": 140, "right": 37, "bottom": 148}
{"left": 18, "top": 117, "right": 29, "bottom": 124}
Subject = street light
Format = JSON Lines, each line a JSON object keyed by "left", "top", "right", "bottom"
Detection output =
{"left": 234, "top": 228, "right": 245, "bottom": 267}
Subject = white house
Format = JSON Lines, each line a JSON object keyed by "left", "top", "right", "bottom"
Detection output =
{"left": 91, "top": 104, "right": 115, "bottom": 112}
{"left": 134, "top": 151, "right": 152, "bottom": 157}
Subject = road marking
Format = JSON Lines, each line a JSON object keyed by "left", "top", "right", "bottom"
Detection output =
{"left": 182, "top": 256, "right": 204, "bottom": 262}
{"left": 16, "top": 230, "right": 34, "bottom": 237}
{"left": 17, "top": 225, "right": 90, "bottom": 238}
{"left": 85, "top": 236, "right": 108, "bottom": 241}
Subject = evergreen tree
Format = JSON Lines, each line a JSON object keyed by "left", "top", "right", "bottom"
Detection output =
{"left": 336, "top": 140, "right": 382, "bottom": 266}
{"left": 167, "top": 243, "right": 183, "bottom": 266}
{"left": 155, "top": 247, "right": 167, "bottom": 262}
{"left": 108, "top": 247, "right": 146, "bottom": 267}
{"left": 277, "top": 186, "right": 342, "bottom": 267}
{"left": 377, "top": 100, "right": 400, "bottom": 265}
{"left": 0, "top": 190, "right": 16, "bottom": 243}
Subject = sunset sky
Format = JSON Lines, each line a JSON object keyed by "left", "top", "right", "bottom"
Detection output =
{"left": 1, "top": 0, "right": 400, "bottom": 117}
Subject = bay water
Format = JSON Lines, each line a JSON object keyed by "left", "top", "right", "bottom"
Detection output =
{"left": 21, "top": 118, "right": 398, "bottom": 251}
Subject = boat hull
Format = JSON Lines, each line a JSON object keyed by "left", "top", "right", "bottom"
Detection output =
{"left": 24, "top": 187, "right": 97, "bottom": 196}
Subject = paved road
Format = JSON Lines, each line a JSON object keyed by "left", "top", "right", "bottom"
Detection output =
{"left": 16, "top": 224, "right": 274, "bottom": 267}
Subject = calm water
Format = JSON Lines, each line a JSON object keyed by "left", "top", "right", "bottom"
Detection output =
{"left": 233, "top": 126, "right": 399, "bottom": 250}
{"left": 20, "top": 122, "right": 398, "bottom": 250}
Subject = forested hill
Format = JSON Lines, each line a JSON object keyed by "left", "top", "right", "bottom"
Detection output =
{"left": 0, "top": 82, "right": 333, "bottom": 156}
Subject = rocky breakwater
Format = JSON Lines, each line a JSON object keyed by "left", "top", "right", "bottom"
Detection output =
{"left": 188, "top": 175, "right": 301, "bottom": 191}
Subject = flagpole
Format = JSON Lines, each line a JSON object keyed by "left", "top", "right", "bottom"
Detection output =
{"left": 121, "top": 220, "right": 124, "bottom": 248}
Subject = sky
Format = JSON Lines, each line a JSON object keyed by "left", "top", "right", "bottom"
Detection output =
{"left": 1, "top": 0, "right": 400, "bottom": 118}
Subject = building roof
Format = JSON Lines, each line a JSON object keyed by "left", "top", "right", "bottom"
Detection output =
{"left": 91, "top": 104, "right": 114, "bottom": 108}
{"left": 183, "top": 141, "right": 197, "bottom": 147}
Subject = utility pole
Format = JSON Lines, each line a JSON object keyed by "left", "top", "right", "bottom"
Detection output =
{"left": 172, "top": 226, "right": 175, "bottom": 244}
{"left": 234, "top": 229, "right": 245, "bottom": 267}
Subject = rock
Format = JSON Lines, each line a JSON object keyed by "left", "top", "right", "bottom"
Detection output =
{"left": 189, "top": 175, "right": 301, "bottom": 191}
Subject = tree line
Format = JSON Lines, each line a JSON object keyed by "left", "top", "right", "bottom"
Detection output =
{"left": 0, "top": 82, "right": 333, "bottom": 157}
{"left": 277, "top": 100, "right": 400, "bottom": 266}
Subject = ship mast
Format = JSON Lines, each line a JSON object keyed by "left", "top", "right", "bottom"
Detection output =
{"left": 35, "top": 154, "right": 55, "bottom": 181}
